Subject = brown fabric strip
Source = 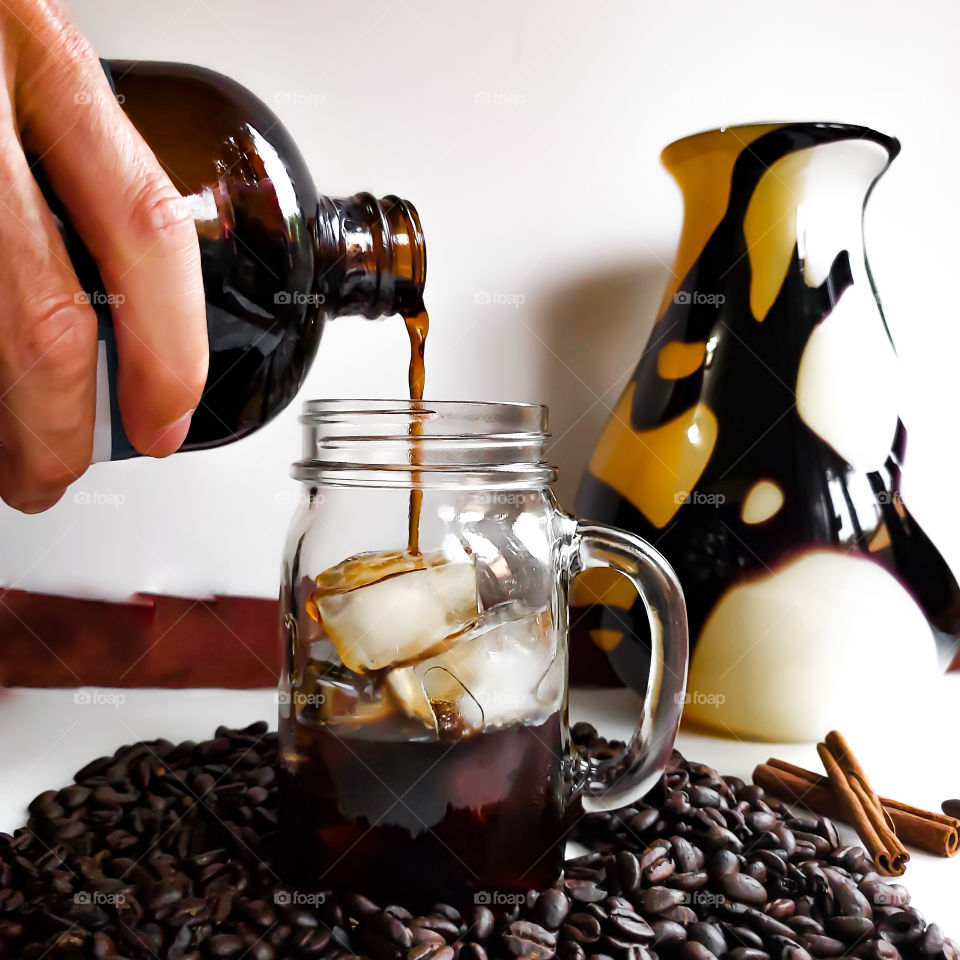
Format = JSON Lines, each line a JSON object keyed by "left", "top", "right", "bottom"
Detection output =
{"left": 0, "top": 589, "right": 279, "bottom": 687}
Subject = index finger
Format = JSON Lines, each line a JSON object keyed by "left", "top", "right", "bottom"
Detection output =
{"left": 15, "top": 5, "right": 207, "bottom": 456}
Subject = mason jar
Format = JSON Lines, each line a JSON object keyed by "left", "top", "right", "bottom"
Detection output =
{"left": 277, "top": 399, "right": 687, "bottom": 908}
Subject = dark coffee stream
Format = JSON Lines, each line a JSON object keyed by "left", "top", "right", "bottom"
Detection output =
{"left": 402, "top": 305, "right": 429, "bottom": 555}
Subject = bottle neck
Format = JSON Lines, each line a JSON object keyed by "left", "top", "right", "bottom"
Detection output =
{"left": 316, "top": 193, "right": 426, "bottom": 319}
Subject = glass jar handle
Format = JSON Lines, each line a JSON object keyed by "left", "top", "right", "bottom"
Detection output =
{"left": 567, "top": 520, "right": 688, "bottom": 809}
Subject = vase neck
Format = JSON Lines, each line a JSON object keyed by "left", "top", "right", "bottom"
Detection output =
{"left": 659, "top": 123, "right": 898, "bottom": 322}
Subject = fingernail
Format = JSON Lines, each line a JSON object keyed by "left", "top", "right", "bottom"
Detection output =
{"left": 149, "top": 408, "right": 195, "bottom": 455}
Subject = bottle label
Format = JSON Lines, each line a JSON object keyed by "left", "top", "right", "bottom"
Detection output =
{"left": 92, "top": 313, "right": 136, "bottom": 461}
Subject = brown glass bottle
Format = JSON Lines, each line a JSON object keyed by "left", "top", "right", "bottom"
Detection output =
{"left": 35, "top": 60, "right": 425, "bottom": 460}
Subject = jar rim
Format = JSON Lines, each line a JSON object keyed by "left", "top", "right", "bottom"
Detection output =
{"left": 293, "top": 399, "right": 558, "bottom": 488}
{"left": 300, "top": 397, "right": 547, "bottom": 422}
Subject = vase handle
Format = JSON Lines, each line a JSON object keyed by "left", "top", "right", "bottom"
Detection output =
{"left": 566, "top": 520, "right": 688, "bottom": 809}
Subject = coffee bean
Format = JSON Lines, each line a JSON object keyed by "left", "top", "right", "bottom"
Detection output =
{"left": 747, "top": 811, "right": 777, "bottom": 832}
{"left": 147, "top": 877, "right": 183, "bottom": 911}
{"left": 723, "top": 925, "right": 764, "bottom": 949}
{"left": 642, "top": 854, "right": 674, "bottom": 884}
{"left": 504, "top": 921, "right": 557, "bottom": 960}
{"left": 412, "top": 927, "right": 447, "bottom": 947}
{"left": 830, "top": 845, "right": 865, "bottom": 873}
{"left": 877, "top": 907, "right": 924, "bottom": 941}
{"left": 663, "top": 792, "right": 692, "bottom": 820}
{"left": 695, "top": 807, "right": 726, "bottom": 829}
{"left": 432, "top": 903, "right": 461, "bottom": 924}
{"left": 766, "top": 899, "right": 795, "bottom": 921}
{"left": 608, "top": 913, "right": 653, "bottom": 942}
{"left": 651, "top": 920, "right": 687, "bottom": 947}
{"left": 533, "top": 890, "right": 569, "bottom": 930}
{"left": 369, "top": 911, "right": 413, "bottom": 947}
{"left": 690, "top": 786, "right": 722, "bottom": 809}
{"left": 774, "top": 825, "right": 796, "bottom": 857}
{"left": 240, "top": 898, "right": 276, "bottom": 927}
{"left": 463, "top": 944, "right": 488, "bottom": 960}
{"left": 686, "top": 922, "right": 726, "bottom": 956}
{"left": 827, "top": 915, "right": 876, "bottom": 945}
{"left": 637, "top": 840, "right": 671, "bottom": 871}
{"left": 726, "top": 950, "right": 770, "bottom": 960}
{"left": 410, "top": 916, "right": 460, "bottom": 943}
{"left": 708, "top": 848, "right": 740, "bottom": 879}
{"left": 58, "top": 785, "right": 92, "bottom": 810}
{"left": 623, "top": 807, "right": 658, "bottom": 836}
{"left": 668, "top": 870, "right": 708, "bottom": 892}
{"left": 918, "top": 924, "right": 946, "bottom": 955}
{"left": 91, "top": 931, "right": 114, "bottom": 957}
{"left": 791, "top": 839, "right": 818, "bottom": 861}
{"left": 721, "top": 871, "right": 767, "bottom": 905}
{"left": 565, "top": 879, "right": 606, "bottom": 904}
{"left": 767, "top": 935, "right": 813, "bottom": 960}
{"left": 745, "top": 912, "right": 795, "bottom": 940}
{"left": 638, "top": 886, "right": 685, "bottom": 915}
{"left": 283, "top": 905, "right": 320, "bottom": 929}
{"left": 92, "top": 785, "right": 137, "bottom": 806}
{"left": 558, "top": 941, "right": 586, "bottom": 960}
{"left": 615, "top": 852, "right": 640, "bottom": 896}
{"left": 660, "top": 905, "right": 698, "bottom": 924}
{"left": 798, "top": 934, "right": 845, "bottom": 957}
{"left": 669, "top": 836, "right": 699, "bottom": 873}
{"left": 293, "top": 926, "right": 333, "bottom": 956}
{"left": 202, "top": 931, "right": 243, "bottom": 956}
{"left": 409, "top": 943, "right": 455, "bottom": 960}
{"left": 469, "top": 905, "right": 495, "bottom": 940}
{"left": 677, "top": 943, "right": 720, "bottom": 960}
{"left": 562, "top": 914, "right": 602, "bottom": 945}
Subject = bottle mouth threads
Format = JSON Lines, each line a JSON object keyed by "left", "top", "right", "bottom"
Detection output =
{"left": 381, "top": 195, "right": 426, "bottom": 317}
{"left": 322, "top": 193, "right": 426, "bottom": 319}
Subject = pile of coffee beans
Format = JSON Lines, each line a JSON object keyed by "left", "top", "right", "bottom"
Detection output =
{"left": 0, "top": 720, "right": 954, "bottom": 960}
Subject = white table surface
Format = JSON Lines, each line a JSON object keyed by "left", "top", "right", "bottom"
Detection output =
{"left": 0, "top": 683, "right": 957, "bottom": 930}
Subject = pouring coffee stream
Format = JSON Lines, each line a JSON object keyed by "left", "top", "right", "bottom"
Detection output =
{"left": 403, "top": 305, "right": 430, "bottom": 555}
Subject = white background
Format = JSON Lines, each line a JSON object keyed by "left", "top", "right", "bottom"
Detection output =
{"left": 0, "top": 0, "right": 959, "bottom": 604}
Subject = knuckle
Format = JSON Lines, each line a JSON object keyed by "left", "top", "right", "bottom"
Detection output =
{"left": 18, "top": 292, "right": 92, "bottom": 372}
{"left": 126, "top": 174, "right": 195, "bottom": 247}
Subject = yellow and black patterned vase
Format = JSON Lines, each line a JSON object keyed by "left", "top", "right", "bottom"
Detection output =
{"left": 573, "top": 122, "right": 960, "bottom": 741}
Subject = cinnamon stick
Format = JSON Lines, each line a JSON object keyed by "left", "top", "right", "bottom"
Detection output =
{"left": 824, "top": 731, "right": 896, "bottom": 833}
{"left": 816, "top": 742, "right": 907, "bottom": 875}
{"left": 754, "top": 757, "right": 960, "bottom": 858}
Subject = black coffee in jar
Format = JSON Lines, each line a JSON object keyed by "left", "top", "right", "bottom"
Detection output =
{"left": 278, "top": 711, "right": 565, "bottom": 910}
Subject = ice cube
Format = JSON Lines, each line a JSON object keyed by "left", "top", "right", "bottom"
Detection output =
{"left": 386, "top": 604, "right": 558, "bottom": 735}
{"left": 291, "top": 658, "right": 396, "bottom": 727}
{"left": 307, "top": 550, "right": 480, "bottom": 673}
